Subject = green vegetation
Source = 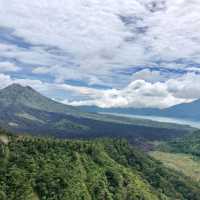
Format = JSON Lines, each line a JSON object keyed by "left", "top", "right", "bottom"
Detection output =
{"left": 0, "top": 129, "right": 200, "bottom": 200}
{"left": 156, "top": 130, "right": 200, "bottom": 157}
{"left": 149, "top": 151, "right": 200, "bottom": 182}
{"left": 16, "top": 113, "right": 45, "bottom": 123}
{"left": 53, "top": 119, "right": 90, "bottom": 131}
{"left": 149, "top": 130, "right": 200, "bottom": 183}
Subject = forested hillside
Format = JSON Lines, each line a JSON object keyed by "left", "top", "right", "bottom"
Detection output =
{"left": 149, "top": 131, "right": 200, "bottom": 182}
{"left": 156, "top": 131, "right": 200, "bottom": 157}
{"left": 0, "top": 129, "right": 200, "bottom": 200}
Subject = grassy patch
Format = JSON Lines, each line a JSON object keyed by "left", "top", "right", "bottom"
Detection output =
{"left": 0, "top": 134, "right": 9, "bottom": 145}
{"left": 149, "top": 151, "right": 200, "bottom": 182}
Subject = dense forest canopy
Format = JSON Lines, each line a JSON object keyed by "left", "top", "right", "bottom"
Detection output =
{"left": 0, "top": 129, "right": 200, "bottom": 200}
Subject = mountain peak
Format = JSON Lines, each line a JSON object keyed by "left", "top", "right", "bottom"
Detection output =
{"left": 2, "top": 84, "right": 43, "bottom": 99}
{"left": 0, "top": 83, "right": 44, "bottom": 107}
{"left": 7, "top": 83, "right": 24, "bottom": 88}
{"left": 4, "top": 83, "right": 34, "bottom": 92}
{"left": 0, "top": 83, "right": 78, "bottom": 115}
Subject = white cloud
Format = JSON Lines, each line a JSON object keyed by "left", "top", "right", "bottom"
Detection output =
{"left": 0, "top": 73, "right": 13, "bottom": 88}
{"left": 62, "top": 79, "right": 186, "bottom": 108}
{"left": 186, "top": 67, "right": 200, "bottom": 73}
{"left": 0, "top": 70, "right": 199, "bottom": 109}
{"left": 166, "top": 72, "right": 200, "bottom": 99}
{"left": 131, "top": 69, "right": 164, "bottom": 83}
{"left": 0, "top": 0, "right": 200, "bottom": 108}
{"left": 0, "top": 61, "right": 21, "bottom": 72}
{"left": 62, "top": 72, "right": 200, "bottom": 108}
{"left": 0, "top": 0, "right": 200, "bottom": 85}
{"left": 33, "top": 65, "right": 104, "bottom": 85}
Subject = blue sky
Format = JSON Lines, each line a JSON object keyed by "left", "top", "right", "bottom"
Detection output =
{"left": 0, "top": 0, "right": 200, "bottom": 108}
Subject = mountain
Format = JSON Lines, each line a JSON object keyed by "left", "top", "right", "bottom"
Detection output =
{"left": 78, "top": 105, "right": 161, "bottom": 116}
{"left": 0, "top": 130, "right": 200, "bottom": 200}
{"left": 0, "top": 83, "right": 82, "bottom": 116}
{"left": 161, "top": 99, "right": 200, "bottom": 120}
{"left": 0, "top": 84, "right": 193, "bottom": 142}
{"left": 79, "top": 99, "right": 200, "bottom": 121}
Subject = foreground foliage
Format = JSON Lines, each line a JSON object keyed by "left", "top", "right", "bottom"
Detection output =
{"left": 0, "top": 130, "right": 200, "bottom": 200}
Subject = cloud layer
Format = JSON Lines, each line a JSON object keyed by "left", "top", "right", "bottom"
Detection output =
{"left": 0, "top": 0, "right": 200, "bottom": 108}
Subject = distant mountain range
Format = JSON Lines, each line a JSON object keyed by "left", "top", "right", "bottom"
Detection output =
{"left": 79, "top": 99, "right": 200, "bottom": 121}
{"left": 0, "top": 84, "right": 193, "bottom": 142}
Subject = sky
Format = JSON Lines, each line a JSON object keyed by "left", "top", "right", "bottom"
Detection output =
{"left": 0, "top": 0, "right": 200, "bottom": 108}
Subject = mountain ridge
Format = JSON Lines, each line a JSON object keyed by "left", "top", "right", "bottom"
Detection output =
{"left": 5, "top": 83, "right": 200, "bottom": 121}
{"left": 78, "top": 99, "right": 200, "bottom": 121}
{"left": 0, "top": 84, "right": 193, "bottom": 142}
{"left": 0, "top": 83, "right": 81, "bottom": 116}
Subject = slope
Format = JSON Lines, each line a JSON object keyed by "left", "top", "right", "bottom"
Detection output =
{"left": 0, "top": 84, "right": 193, "bottom": 142}
{"left": 0, "top": 130, "right": 200, "bottom": 200}
{"left": 0, "top": 83, "right": 82, "bottom": 116}
{"left": 162, "top": 99, "right": 200, "bottom": 120}
{"left": 149, "top": 131, "right": 200, "bottom": 182}
{"left": 79, "top": 99, "right": 200, "bottom": 121}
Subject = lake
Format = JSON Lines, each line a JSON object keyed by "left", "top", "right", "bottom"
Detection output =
{"left": 101, "top": 112, "right": 200, "bottom": 129}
